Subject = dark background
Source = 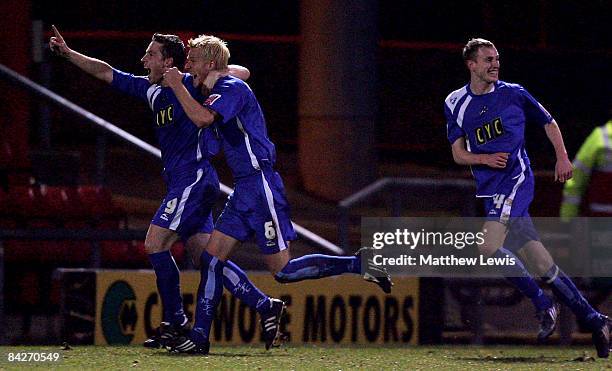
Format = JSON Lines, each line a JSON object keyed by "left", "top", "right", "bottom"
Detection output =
{"left": 30, "top": 0, "right": 611, "bottom": 171}
{"left": 0, "top": 0, "right": 610, "bottom": 345}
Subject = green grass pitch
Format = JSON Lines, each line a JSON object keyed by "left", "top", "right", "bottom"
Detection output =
{"left": 0, "top": 345, "right": 609, "bottom": 370}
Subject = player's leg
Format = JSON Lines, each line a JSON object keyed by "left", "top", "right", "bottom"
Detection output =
{"left": 209, "top": 205, "right": 276, "bottom": 314}
{"left": 521, "top": 240, "right": 599, "bottom": 322}
{"left": 256, "top": 169, "right": 392, "bottom": 292}
{"left": 178, "top": 229, "right": 284, "bottom": 352}
{"left": 266, "top": 245, "right": 358, "bottom": 279}
{"left": 480, "top": 219, "right": 549, "bottom": 302}
{"left": 156, "top": 166, "right": 220, "bottom": 354}
{"left": 145, "top": 180, "right": 207, "bottom": 338}
{"left": 479, "top": 218, "right": 555, "bottom": 336}
{"left": 521, "top": 240, "right": 610, "bottom": 357}
{"left": 188, "top": 232, "right": 275, "bottom": 315}
{"left": 144, "top": 224, "right": 189, "bottom": 348}
{"left": 263, "top": 247, "right": 392, "bottom": 293}
{"left": 205, "top": 230, "right": 287, "bottom": 350}
{"left": 503, "top": 217, "right": 560, "bottom": 341}
{"left": 175, "top": 187, "right": 285, "bottom": 352}
{"left": 483, "top": 174, "right": 556, "bottom": 332}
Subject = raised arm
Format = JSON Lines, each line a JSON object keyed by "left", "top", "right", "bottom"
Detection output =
{"left": 451, "top": 137, "right": 509, "bottom": 168}
{"left": 49, "top": 25, "right": 113, "bottom": 84}
{"left": 162, "top": 67, "right": 216, "bottom": 128}
{"left": 543, "top": 120, "right": 573, "bottom": 182}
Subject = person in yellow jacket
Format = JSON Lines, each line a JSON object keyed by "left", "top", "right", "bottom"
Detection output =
{"left": 561, "top": 120, "right": 612, "bottom": 219}
{"left": 560, "top": 119, "right": 612, "bottom": 341}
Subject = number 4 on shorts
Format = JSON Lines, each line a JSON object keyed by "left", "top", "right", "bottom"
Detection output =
{"left": 493, "top": 194, "right": 505, "bottom": 209}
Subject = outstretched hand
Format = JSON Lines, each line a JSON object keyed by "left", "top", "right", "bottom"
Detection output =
{"left": 162, "top": 67, "right": 184, "bottom": 88}
{"left": 49, "top": 25, "right": 71, "bottom": 58}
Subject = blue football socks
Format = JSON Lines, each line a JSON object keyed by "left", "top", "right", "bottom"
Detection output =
{"left": 493, "top": 248, "right": 552, "bottom": 312}
{"left": 148, "top": 251, "right": 187, "bottom": 325}
{"left": 543, "top": 264, "right": 604, "bottom": 330}
{"left": 222, "top": 259, "right": 272, "bottom": 314}
{"left": 190, "top": 251, "right": 224, "bottom": 345}
{"left": 274, "top": 254, "right": 361, "bottom": 283}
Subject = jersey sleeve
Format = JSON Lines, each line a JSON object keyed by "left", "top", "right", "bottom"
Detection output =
{"left": 518, "top": 86, "right": 553, "bottom": 126}
{"left": 203, "top": 78, "right": 247, "bottom": 124}
{"left": 110, "top": 68, "right": 151, "bottom": 102}
{"left": 445, "top": 103, "right": 465, "bottom": 144}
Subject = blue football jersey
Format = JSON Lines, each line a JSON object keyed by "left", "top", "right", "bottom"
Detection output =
{"left": 111, "top": 69, "right": 220, "bottom": 174}
{"left": 445, "top": 81, "right": 553, "bottom": 197}
{"left": 204, "top": 76, "right": 276, "bottom": 178}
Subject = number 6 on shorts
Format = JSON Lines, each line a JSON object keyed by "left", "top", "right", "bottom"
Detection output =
{"left": 264, "top": 221, "right": 276, "bottom": 240}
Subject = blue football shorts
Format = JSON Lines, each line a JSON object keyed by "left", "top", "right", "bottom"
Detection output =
{"left": 151, "top": 164, "right": 219, "bottom": 242}
{"left": 215, "top": 167, "right": 297, "bottom": 254}
{"left": 483, "top": 169, "right": 540, "bottom": 252}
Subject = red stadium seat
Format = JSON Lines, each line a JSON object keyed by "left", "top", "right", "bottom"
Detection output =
{"left": 117, "top": 241, "right": 185, "bottom": 268}
{"left": 7, "top": 172, "right": 34, "bottom": 188}
{"left": 102, "top": 240, "right": 148, "bottom": 267}
{"left": 77, "top": 185, "right": 113, "bottom": 215}
{"left": 7, "top": 185, "right": 42, "bottom": 220}
{"left": 39, "top": 185, "right": 87, "bottom": 222}
{"left": 77, "top": 185, "right": 127, "bottom": 226}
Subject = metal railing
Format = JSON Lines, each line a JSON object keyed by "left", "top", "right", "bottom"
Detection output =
{"left": 0, "top": 63, "right": 342, "bottom": 255}
{"left": 0, "top": 63, "right": 345, "bottom": 344}
{"left": 337, "top": 177, "right": 477, "bottom": 250}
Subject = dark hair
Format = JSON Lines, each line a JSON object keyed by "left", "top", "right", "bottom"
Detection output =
{"left": 152, "top": 33, "right": 186, "bottom": 69}
{"left": 462, "top": 38, "right": 495, "bottom": 61}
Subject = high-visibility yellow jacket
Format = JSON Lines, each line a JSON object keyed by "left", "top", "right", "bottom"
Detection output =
{"left": 561, "top": 120, "right": 612, "bottom": 219}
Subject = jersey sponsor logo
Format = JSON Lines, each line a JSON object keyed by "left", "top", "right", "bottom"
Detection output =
{"left": 155, "top": 104, "right": 174, "bottom": 127}
{"left": 474, "top": 117, "right": 504, "bottom": 145}
{"left": 204, "top": 94, "right": 221, "bottom": 106}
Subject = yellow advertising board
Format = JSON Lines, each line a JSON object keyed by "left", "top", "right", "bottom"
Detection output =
{"left": 94, "top": 271, "right": 419, "bottom": 346}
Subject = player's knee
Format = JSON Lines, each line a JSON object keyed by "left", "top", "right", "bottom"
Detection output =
{"left": 205, "top": 244, "right": 226, "bottom": 261}
{"left": 533, "top": 257, "right": 554, "bottom": 276}
{"left": 144, "top": 240, "right": 168, "bottom": 254}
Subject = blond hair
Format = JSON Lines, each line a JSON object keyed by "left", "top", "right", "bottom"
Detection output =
{"left": 188, "top": 34, "right": 230, "bottom": 70}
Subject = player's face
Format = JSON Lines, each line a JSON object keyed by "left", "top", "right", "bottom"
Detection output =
{"left": 141, "top": 41, "right": 170, "bottom": 84}
{"left": 184, "top": 49, "right": 214, "bottom": 89}
{"left": 469, "top": 46, "right": 500, "bottom": 84}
